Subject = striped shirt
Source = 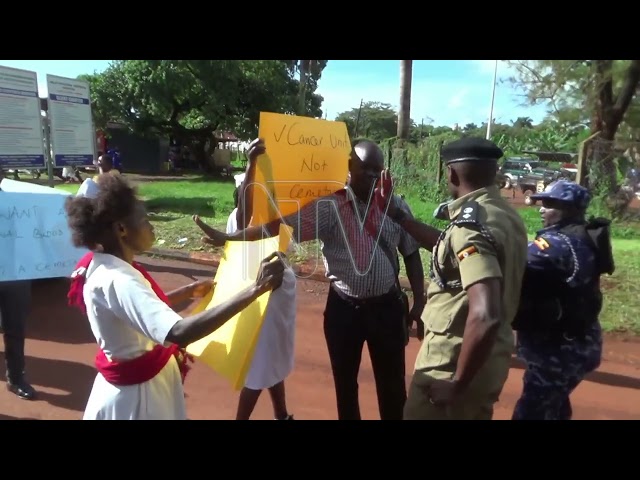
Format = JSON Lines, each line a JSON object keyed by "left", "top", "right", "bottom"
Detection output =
{"left": 283, "top": 188, "right": 420, "bottom": 299}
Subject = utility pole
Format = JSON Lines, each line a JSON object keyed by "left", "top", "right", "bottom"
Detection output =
{"left": 486, "top": 60, "right": 498, "bottom": 140}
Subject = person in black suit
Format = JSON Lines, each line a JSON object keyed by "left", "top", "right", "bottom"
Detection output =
{"left": 0, "top": 169, "right": 36, "bottom": 400}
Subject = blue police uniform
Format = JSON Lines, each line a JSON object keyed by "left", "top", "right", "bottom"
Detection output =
{"left": 107, "top": 148, "right": 122, "bottom": 171}
{"left": 511, "top": 180, "right": 610, "bottom": 420}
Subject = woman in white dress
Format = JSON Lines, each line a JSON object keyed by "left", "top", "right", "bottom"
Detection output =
{"left": 194, "top": 139, "right": 297, "bottom": 420}
{"left": 64, "top": 174, "right": 286, "bottom": 420}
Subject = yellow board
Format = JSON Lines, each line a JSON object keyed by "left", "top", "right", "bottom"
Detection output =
{"left": 252, "top": 112, "right": 351, "bottom": 225}
{"left": 186, "top": 224, "right": 293, "bottom": 390}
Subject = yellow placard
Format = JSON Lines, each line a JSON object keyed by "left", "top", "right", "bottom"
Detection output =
{"left": 186, "top": 224, "right": 293, "bottom": 391}
{"left": 252, "top": 112, "right": 351, "bottom": 225}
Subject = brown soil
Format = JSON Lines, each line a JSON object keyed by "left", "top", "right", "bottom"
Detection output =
{"left": 1, "top": 256, "right": 639, "bottom": 420}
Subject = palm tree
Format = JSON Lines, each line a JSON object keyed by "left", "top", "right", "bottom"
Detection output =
{"left": 397, "top": 60, "right": 413, "bottom": 143}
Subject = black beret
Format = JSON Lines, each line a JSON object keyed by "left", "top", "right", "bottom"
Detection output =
{"left": 441, "top": 137, "right": 504, "bottom": 164}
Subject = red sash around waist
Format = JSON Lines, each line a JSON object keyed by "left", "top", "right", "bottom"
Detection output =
{"left": 68, "top": 251, "right": 193, "bottom": 386}
{"left": 95, "top": 343, "right": 181, "bottom": 386}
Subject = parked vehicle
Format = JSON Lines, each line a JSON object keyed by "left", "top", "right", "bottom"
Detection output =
{"left": 499, "top": 157, "right": 546, "bottom": 189}
{"left": 519, "top": 169, "right": 575, "bottom": 206}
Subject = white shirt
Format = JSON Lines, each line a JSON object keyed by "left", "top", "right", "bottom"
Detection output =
{"left": 77, "top": 178, "right": 100, "bottom": 199}
{"left": 226, "top": 208, "right": 239, "bottom": 236}
{"left": 82, "top": 253, "right": 187, "bottom": 420}
{"left": 225, "top": 210, "right": 297, "bottom": 390}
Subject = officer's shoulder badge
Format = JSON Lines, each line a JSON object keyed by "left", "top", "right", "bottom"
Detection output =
{"left": 454, "top": 200, "right": 480, "bottom": 224}
{"left": 533, "top": 236, "right": 551, "bottom": 250}
{"left": 456, "top": 244, "right": 479, "bottom": 261}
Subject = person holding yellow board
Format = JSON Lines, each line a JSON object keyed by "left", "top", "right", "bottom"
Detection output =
{"left": 194, "top": 138, "right": 425, "bottom": 421}
{"left": 195, "top": 139, "right": 297, "bottom": 420}
{"left": 65, "top": 174, "right": 286, "bottom": 420}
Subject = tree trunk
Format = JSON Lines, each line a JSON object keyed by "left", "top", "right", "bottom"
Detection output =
{"left": 189, "top": 133, "right": 214, "bottom": 173}
{"left": 589, "top": 60, "right": 640, "bottom": 194}
{"left": 298, "top": 60, "right": 309, "bottom": 116}
{"left": 397, "top": 60, "right": 413, "bottom": 145}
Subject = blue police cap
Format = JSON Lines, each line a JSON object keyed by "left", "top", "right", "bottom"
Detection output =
{"left": 530, "top": 180, "right": 591, "bottom": 210}
{"left": 441, "top": 137, "right": 504, "bottom": 165}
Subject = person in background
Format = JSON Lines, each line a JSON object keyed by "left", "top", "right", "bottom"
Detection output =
{"left": 0, "top": 169, "right": 37, "bottom": 400}
{"left": 77, "top": 177, "right": 100, "bottom": 198}
{"left": 107, "top": 147, "right": 123, "bottom": 173}
{"left": 511, "top": 180, "right": 614, "bottom": 420}
{"left": 198, "top": 141, "right": 297, "bottom": 420}
{"left": 194, "top": 138, "right": 425, "bottom": 421}
{"left": 226, "top": 172, "right": 245, "bottom": 234}
{"left": 65, "top": 174, "right": 286, "bottom": 420}
{"left": 62, "top": 166, "right": 77, "bottom": 183}
{"left": 93, "top": 154, "right": 120, "bottom": 183}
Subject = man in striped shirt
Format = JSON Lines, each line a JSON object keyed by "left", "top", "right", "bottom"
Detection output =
{"left": 194, "top": 138, "right": 425, "bottom": 420}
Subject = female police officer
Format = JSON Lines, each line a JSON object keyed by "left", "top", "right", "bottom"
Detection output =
{"left": 511, "top": 180, "right": 614, "bottom": 420}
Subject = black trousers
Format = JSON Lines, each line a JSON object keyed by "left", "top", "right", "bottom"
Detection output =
{"left": 323, "top": 285, "right": 407, "bottom": 420}
{"left": 0, "top": 281, "right": 32, "bottom": 384}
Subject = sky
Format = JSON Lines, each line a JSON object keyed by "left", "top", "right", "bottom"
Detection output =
{"left": 0, "top": 60, "right": 550, "bottom": 128}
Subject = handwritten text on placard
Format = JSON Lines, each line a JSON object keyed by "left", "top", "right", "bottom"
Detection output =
{"left": 252, "top": 112, "right": 351, "bottom": 224}
{"left": 0, "top": 191, "right": 87, "bottom": 281}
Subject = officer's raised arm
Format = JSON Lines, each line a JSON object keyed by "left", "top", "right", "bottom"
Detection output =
{"left": 377, "top": 170, "right": 442, "bottom": 252}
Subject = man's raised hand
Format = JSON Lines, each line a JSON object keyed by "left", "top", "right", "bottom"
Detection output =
{"left": 192, "top": 215, "right": 228, "bottom": 247}
{"left": 246, "top": 138, "right": 266, "bottom": 166}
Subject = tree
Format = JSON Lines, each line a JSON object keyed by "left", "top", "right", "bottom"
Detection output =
{"left": 397, "top": 60, "right": 413, "bottom": 143}
{"left": 512, "top": 116, "right": 533, "bottom": 129}
{"left": 505, "top": 60, "right": 640, "bottom": 189}
{"left": 335, "top": 101, "right": 399, "bottom": 141}
{"left": 81, "top": 60, "right": 326, "bottom": 168}
{"left": 284, "top": 60, "right": 328, "bottom": 117}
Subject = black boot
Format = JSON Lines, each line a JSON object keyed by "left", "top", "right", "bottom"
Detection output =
{"left": 1, "top": 280, "right": 35, "bottom": 400}
{"left": 4, "top": 333, "right": 36, "bottom": 401}
{"left": 6, "top": 379, "right": 36, "bottom": 400}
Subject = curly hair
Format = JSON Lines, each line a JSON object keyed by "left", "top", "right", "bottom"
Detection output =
{"left": 65, "top": 174, "right": 139, "bottom": 250}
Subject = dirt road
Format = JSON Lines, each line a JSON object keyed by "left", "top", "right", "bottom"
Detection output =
{"left": 1, "top": 256, "right": 639, "bottom": 420}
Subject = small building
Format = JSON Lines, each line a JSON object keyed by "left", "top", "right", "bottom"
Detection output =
{"left": 100, "top": 122, "right": 169, "bottom": 174}
{"left": 40, "top": 98, "right": 169, "bottom": 174}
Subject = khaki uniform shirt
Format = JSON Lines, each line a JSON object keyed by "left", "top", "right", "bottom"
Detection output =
{"left": 414, "top": 186, "right": 528, "bottom": 401}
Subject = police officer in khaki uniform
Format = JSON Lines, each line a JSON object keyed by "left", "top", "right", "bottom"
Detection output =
{"left": 379, "top": 137, "right": 528, "bottom": 420}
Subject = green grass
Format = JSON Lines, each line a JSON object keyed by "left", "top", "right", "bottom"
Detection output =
{"left": 55, "top": 175, "right": 640, "bottom": 335}
{"left": 598, "top": 239, "right": 640, "bottom": 334}
{"left": 56, "top": 177, "right": 235, "bottom": 251}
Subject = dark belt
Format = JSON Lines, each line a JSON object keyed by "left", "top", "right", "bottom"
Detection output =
{"left": 330, "top": 282, "right": 399, "bottom": 307}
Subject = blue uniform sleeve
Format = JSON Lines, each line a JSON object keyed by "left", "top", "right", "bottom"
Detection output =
{"left": 526, "top": 233, "right": 573, "bottom": 277}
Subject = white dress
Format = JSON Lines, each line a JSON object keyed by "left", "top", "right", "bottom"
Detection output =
{"left": 226, "top": 209, "right": 297, "bottom": 390}
{"left": 82, "top": 253, "right": 187, "bottom": 420}
{"left": 76, "top": 178, "right": 100, "bottom": 199}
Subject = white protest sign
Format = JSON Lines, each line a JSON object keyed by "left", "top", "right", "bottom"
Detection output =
{"left": 0, "top": 178, "right": 68, "bottom": 195}
{"left": 0, "top": 182, "right": 87, "bottom": 281}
